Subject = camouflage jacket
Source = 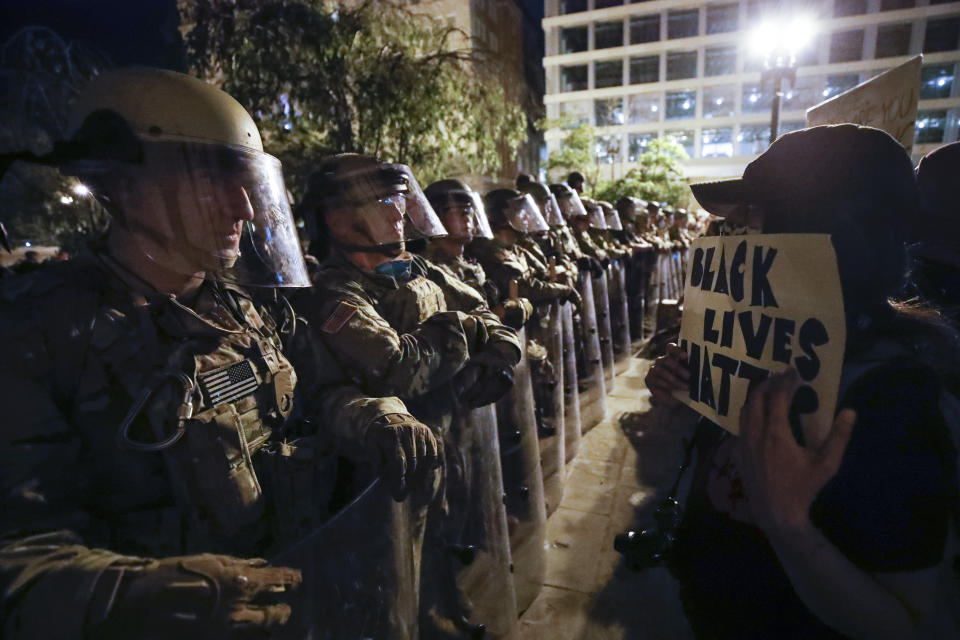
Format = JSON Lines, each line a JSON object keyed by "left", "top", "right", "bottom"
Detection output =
{"left": 0, "top": 253, "right": 408, "bottom": 639}
{"left": 574, "top": 229, "right": 608, "bottom": 262}
{"left": 296, "top": 251, "right": 521, "bottom": 422}
{"left": 466, "top": 238, "right": 571, "bottom": 307}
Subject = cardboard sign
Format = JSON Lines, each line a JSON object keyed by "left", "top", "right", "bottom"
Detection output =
{"left": 805, "top": 56, "right": 921, "bottom": 151}
{"left": 675, "top": 235, "right": 846, "bottom": 446}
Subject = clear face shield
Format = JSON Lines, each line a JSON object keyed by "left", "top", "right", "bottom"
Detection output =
{"left": 503, "top": 193, "right": 550, "bottom": 234}
{"left": 326, "top": 163, "right": 447, "bottom": 253}
{"left": 603, "top": 206, "right": 623, "bottom": 231}
{"left": 433, "top": 189, "right": 494, "bottom": 240}
{"left": 538, "top": 192, "right": 565, "bottom": 227}
{"left": 585, "top": 202, "right": 608, "bottom": 230}
{"left": 73, "top": 140, "right": 310, "bottom": 288}
{"left": 555, "top": 188, "right": 588, "bottom": 222}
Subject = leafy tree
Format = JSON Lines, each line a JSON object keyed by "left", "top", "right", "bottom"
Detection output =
{"left": 0, "top": 27, "right": 111, "bottom": 250}
{"left": 542, "top": 121, "right": 598, "bottom": 191}
{"left": 593, "top": 136, "right": 691, "bottom": 208}
{"left": 179, "top": 0, "right": 527, "bottom": 192}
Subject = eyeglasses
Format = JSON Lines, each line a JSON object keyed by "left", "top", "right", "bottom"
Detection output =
{"left": 379, "top": 194, "right": 407, "bottom": 214}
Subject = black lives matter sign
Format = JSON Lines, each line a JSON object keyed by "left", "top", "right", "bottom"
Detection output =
{"left": 675, "top": 235, "right": 846, "bottom": 445}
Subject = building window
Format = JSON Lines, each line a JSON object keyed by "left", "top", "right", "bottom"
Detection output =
{"left": 929, "top": 0, "right": 957, "bottom": 5}
{"left": 782, "top": 75, "right": 822, "bottom": 111}
{"left": 561, "top": 65, "right": 588, "bottom": 92}
{"left": 665, "top": 90, "right": 696, "bottom": 120}
{"left": 630, "top": 55, "right": 660, "bottom": 84}
{"left": 595, "top": 0, "right": 623, "bottom": 7}
{"left": 628, "top": 133, "right": 657, "bottom": 161}
{"left": 702, "top": 127, "right": 734, "bottom": 157}
{"left": 924, "top": 18, "right": 960, "bottom": 53}
{"left": 595, "top": 60, "right": 624, "bottom": 88}
{"left": 595, "top": 20, "right": 624, "bottom": 49}
{"left": 738, "top": 124, "right": 770, "bottom": 155}
{"left": 560, "top": 0, "right": 587, "bottom": 14}
{"left": 665, "top": 130, "right": 695, "bottom": 157}
{"left": 830, "top": 30, "right": 864, "bottom": 63}
{"left": 921, "top": 63, "right": 955, "bottom": 99}
{"left": 703, "top": 85, "right": 735, "bottom": 118}
{"left": 741, "top": 84, "right": 772, "bottom": 113}
{"left": 875, "top": 24, "right": 912, "bottom": 59}
{"left": 779, "top": 121, "right": 804, "bottom": 136}
{"left": 705, "top": 45, "right": 737, "bottom": 77}
{"left": 630, "top": 14, "right": 660, "bottom": 44}
{"left": 560, "top": 100, "right": 593, "bottom": 127}
{"left": 706, "top": 3, "right": 738, "bottom": 34}
{"left": 666, "top": 51, "right": 698, "bottom": 81}
{"left": 916, "top": 110, "right": 947, "bottom": 144}
{"left": 667, "top": 9, "right": 699, "bottom": 39}
{"left": 595, "top": 97, "right": 625, "bottom": 126}
{"left": 560, "top": 26, "right": 588, "bottom": 54}
{"left": 823, "top": 73, "right": 860, "bottom": 99}
{"left": 746, "top": 0, "right": 776, "bottom": 22}
{"left": 833, "top": 0, "right": 867, "bottom": 17}
{"left": 629, "top": 93, "right": 661, "bottom": 123}
{"left": 596, "top": 134, "right": 622, "bottom": 163}
{"left": 880, "top": 0, "right": 915, "bottom": 9}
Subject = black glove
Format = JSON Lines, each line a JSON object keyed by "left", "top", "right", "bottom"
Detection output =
{"left": 89, "top": 554, "right": 302, "bottom": 640}
{"left": 368, "top": 413, "right": 442, "bottom": 501}
{"left": 563, "top": 286, "right": 583, "bottom": 311}
{"left": 452, "top": 343, "right": 518, "bottom": 408}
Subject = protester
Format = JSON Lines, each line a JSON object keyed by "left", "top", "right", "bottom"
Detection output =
{"left": 645, "top": 124, "right": 959, "bottom": 639}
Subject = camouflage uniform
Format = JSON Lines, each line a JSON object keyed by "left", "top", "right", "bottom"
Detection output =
{"left": 466, "top": 237, "right": 572, "bottom": 308}
{"left": 0, "top": 253, "right": 407, "bottom": 639}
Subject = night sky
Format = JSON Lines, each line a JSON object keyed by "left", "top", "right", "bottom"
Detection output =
{"left": 0, "top": 0, "right": 184, "bottom": 69}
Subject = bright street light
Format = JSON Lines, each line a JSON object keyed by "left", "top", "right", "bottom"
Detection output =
{"left": 72, "top": 183, "right": 91, "bottom": 196}
{"left": 749, "top": 14, "right": 816, "bottom": 145}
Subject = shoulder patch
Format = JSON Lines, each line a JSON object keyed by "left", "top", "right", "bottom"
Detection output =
{"left": 320, "top": 300, "right": 359, "bottom": 334}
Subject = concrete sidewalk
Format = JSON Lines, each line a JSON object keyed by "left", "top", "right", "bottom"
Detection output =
{"left": 518, "top": 356, "right": 696, "bottom": 640}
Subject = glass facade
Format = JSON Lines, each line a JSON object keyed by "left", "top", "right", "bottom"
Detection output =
{"left": 630, "top": 55, "right": 660, "bottom": 84}
{"left": 630, "top": 14, "right": 660, "bottom": 44}
{"left": 595, "top": 97, "right": 626, "bottom": 126}
{"left": 665, "top": 90, "right": 697, "bottom": 119}
{"left": 595, "top": 60, "right": 624, "bottom": 88}
{"left": 629, "top": 93, "right": 661, "bottom": 123}
{"left": 547, "top": 0, "right": 959, "bottom": 165}
{"left": 666, "top": 50, "right": 698, "bottom": 80}
{"left": 703, "top": 85, "right": 735, "bottom": 118}
{"left": 595, "top": 20, "right": 625, "bottom": 49}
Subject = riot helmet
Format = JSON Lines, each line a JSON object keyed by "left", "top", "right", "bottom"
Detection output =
{"left": 300, "top": 154, "right": 446, "bottom": 257}
{"left": 483, "top": 189, "right": 549, "bottom": 234}
{"left": 580, "top": 197, "right": 608, "bottom": 229}
{"left": 615, "top": 196, "right": 639, "bottom": 222}
{"left": 424, "top": 178, "right": 493, "bottom": 241}
{"left": 64, "top": 67, "right": 310, "bottom": 288}
{"left": 599, "top": 201, "right": 622, "bottom": 231}
{"left": 549, "top": 183, "right": 588, "bottom": 221}
{"left": 518, "top": 181, "right": 564, "bottom": 228}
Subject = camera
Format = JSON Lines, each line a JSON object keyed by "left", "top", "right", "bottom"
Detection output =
{"left": 613, "top": 496, "right": 683, "bottom": 572}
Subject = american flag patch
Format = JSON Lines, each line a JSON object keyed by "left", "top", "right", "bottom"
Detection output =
{"left": 320, "top": 300, "right": 358, "bottom": 334}
{"left": 198, "top": 359, "right": 259, "bottom": 407}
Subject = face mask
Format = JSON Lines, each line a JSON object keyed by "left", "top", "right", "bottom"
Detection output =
{"left": 375, "top": 257, "right": 413, "bottom": 282}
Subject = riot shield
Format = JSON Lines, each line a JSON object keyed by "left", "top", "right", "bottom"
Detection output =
{"left": 560, "top": 301, "right": 582, "bottom": 463}
{"left": 625, "top": 249, "right": 646, "bottom": 341}
{"left": 447, "top": 403, "right": 519, "bottom": 638}
{"left": 530, "top": 301, "right": 566, "bottom": 517}
{"left": 609, "top": 260, "right": 632, "bottom": 375}
{"left": 575, "top": 273, "right": 607, "bottom": 432}
{"left": 495, "top": 327, "right": 547, "bottom": 614}
{"left": 592, "top": 269, "right": 615, "bottom": 391}
{"left": 273, "top": 477, "right": 418, "bottom": 640}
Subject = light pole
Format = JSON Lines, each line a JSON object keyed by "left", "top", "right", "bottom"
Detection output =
{"left": 750, "top": 16, "right": 815, "bottom": 146}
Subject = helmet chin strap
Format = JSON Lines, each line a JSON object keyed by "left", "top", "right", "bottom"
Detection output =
{"left": 330, "top": 235, "right": 405, "bottom": 257}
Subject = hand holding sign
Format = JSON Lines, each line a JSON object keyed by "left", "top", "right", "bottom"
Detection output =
{"left": 645, "top": 343, "right": 690, "bottom": 407}
{"left": 738, "top": 369, "right": 857, "bottom": 533}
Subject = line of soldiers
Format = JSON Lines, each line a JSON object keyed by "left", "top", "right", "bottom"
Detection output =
{"left": 0, "top": 68, "right": 696, "bottom": 640}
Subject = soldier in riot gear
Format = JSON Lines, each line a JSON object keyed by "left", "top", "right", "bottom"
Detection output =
{"left": 295, "top": 155, "right": 522, "bottom": 637}
{"left": 423, "top": 178, "right": 533, "bottom": 331}
{"left": 0, "top": 68, "right": 430, "bottom": 640}
{"left": 567, "top": 170, "right": 585, "bottom": 195}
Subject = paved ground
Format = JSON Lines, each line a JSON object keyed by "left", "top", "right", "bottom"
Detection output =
{"left": 517, "top": 356, "right": 697, "bottom": 640}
